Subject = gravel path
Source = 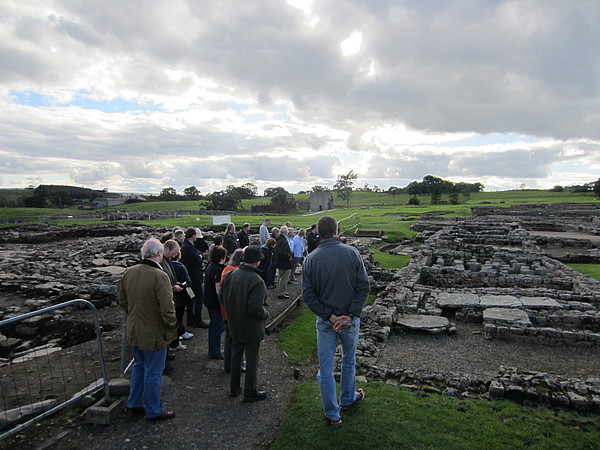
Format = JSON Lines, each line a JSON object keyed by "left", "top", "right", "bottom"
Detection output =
{"left": 379, "top": 321, "right": 600, "bottom": 380}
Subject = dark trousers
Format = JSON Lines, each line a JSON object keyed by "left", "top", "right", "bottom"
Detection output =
{"left": 231, "top": 339, "right": 260, "bottom": 397}
{"left": 188, "top": 282, "right": 205, "bottom": 326}
{"left": 267, "top": 262, "right": 276, "bottom": 287}
{"left": 208, "top": 309, "right": 224, "bottom": 357}
{"left": 175, "top": 306, "right": 186, "bottom": 336}
{"left": 223, "top": 321, "right": 232, "bottom": 372}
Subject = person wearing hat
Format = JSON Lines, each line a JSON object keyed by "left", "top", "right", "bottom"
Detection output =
{"left": 219, "top": 246, "right": 269, "bottom": 402}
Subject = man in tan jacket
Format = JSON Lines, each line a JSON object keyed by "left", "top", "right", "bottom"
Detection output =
{"left": 119, "top": 238, "right": 177, "bottom": 421}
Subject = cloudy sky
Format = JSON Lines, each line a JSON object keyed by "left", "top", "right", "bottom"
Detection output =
{"left": 1, "top": 0, "right": 599, "bottom": 195}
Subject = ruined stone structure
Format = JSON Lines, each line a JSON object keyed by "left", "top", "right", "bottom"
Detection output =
{"left": 309, "top": 191, "right": 333, "bottom": 212}
{"left": 349, "top": 208, "right": 600, "bottom": 412}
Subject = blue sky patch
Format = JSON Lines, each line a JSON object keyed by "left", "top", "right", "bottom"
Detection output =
{"left": 441, "top": 133, "right": 540, "bottom": 147}
{"left": 9, "top": 90, "right": 162, "bottom": 113}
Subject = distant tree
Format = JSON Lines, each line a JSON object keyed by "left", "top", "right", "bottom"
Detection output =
{"left": 408, "top": 196, "right": 420, "bottom": 205}
{"left": 449, "top": 185, "right": 460, "bottom": 204}
{"left": 23, "top": 188, "right": 47, "bottom": 208}
{"left": 373, "top": 185, "right": 381, "bottom": 193}
{"left": 183, "top": 186, "right": 201, "bottom": 200}
{"left": 387, "top": 186, "right": 401, "bottom": 197}
{"left": 594, "top": 179, "right": 600, "bottom": 197}
{"left": 240, "top": 182, "right": 258, "bottom": 198}
{"left": 311, "top": 185, "right": 329, "bottom": 193}
{"left": 159, "top": 187, "right": 178, "bottom": 201}
{"left": 203, "top": 189, "right": 241, "bottom": 210}
{"left": 406, "top": 181, "right": 426, "bottom": 196}
{"left": 49, "top": 190, "right": 73, "bottom": 208}
{"left": 263, "top": 186, "right": 288, "bottom": 197}
{"left": 551, "top": 185, "right": 564, "bottom": 192}
{"left": 422, "top": 175, "right": 446, "bottom": 205}
{"left": 334, "top": 170, "right": 357, "bottom": 206}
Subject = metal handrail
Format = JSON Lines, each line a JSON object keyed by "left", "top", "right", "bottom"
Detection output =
{"left": 0, "top": 299, "right": 111, "bottom": 441}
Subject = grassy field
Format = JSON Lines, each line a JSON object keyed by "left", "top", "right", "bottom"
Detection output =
{"left": 1, "top": 190, "right": 597, "bottom": 240}
{"left": 371, "top": 249, "right": 411, "bottom": 269}
{"left": 567, "top": 264, "right": 600, "bottom": 282}
{"left": 272, "top": 382, "right": 600, "bottom": 449}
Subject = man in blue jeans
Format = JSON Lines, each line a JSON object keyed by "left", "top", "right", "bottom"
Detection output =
{"left": 119, "top": 238, "right": 178, "bottom": 421}
{"left": 302, "top": 215, "right": 370, "bottom": 424}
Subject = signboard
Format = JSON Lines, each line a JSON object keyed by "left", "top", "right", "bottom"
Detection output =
{"left": 212, "top": 215, "right": 231, "bottom": 225}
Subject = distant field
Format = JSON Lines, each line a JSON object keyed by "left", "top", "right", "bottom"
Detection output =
{"left": 1, "top": 190, "right": 597, "bottom": 239}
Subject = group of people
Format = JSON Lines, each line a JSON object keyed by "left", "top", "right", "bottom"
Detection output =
{"left": 118, "top": 215, "right": 370, "bottom": 425}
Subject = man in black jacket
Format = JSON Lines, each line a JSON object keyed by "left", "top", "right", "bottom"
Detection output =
{"left": 274, "top": 226, "right": 292, "bottom": 299}
{"left": 219, "top": 246, "right": 269, "bottom": 402}
{"left": 237, "top": 222, "right": 251, "bottom": 248}
{"left": 179, "top": 227, "right": 208, "bottom": 328}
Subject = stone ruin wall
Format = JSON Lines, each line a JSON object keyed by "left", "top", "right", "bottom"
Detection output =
{"left": 351, "top": 216, "right": 600, "bottom": 412}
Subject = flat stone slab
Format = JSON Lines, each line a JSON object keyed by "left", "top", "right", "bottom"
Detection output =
{"left": 395, "top": 314, "right": 450, "bottom": 331}
{"left": 480, "top": 295, "right": 522, "bottom": 308}
{"left": 483, "top": 308, "right": 531, "bottom": 326}
{"left": 437, "top": 292, "right": 480, "bottom": 308}
{"left": 519, "top": 297, "right": 563, "bottom": 309}
{"left": 95, "top": 266, "right": 126, "bottom": 275}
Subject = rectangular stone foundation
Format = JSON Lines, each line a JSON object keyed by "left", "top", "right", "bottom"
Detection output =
{"left": 85, "top": 396, "right": 127, "bottom": 425}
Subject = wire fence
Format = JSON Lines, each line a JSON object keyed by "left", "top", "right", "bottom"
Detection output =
{"left": 0, "top": 299, "right": 110, "bottom": 441}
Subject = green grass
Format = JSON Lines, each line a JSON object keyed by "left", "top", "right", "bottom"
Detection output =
{"left": 278, "top": 306, "right": 317, "bottom": 364}
{"left": 371, "top": 249, "right": 411, "bottom": 269}
{"left": 566, "top": 264, "right": 600, "bottom": 282}
{"left": 365, "top": 294, "right": 377, "bottom": 306}
{"left": 273, "top": 382, "right": 600, "bottom": 449}
{"left": 2, "top": 190, "right": 597, "bottom": 239}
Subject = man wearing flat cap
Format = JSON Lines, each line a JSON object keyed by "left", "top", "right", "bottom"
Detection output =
{"left": 219, "top": 246, "right": 270, "bottom": 402}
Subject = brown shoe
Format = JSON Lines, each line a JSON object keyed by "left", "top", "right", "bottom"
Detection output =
{"left": 146, "top": 410, "right": 176, "bottom": 421}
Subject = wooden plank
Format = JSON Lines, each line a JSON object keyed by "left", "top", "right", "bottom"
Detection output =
{"left": 265, "top": 295, "right": 301, "bottom": 334}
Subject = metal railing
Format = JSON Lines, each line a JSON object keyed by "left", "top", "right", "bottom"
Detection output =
{"left": 0, "top": 299, "right": 110, "bottom": 441}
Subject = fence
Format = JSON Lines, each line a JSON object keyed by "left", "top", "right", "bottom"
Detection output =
{"left": 0, "top": 299, "right": 110, "bottom": 441}
{"left": 338, "top": 213, "right": 360, "bottom": 234}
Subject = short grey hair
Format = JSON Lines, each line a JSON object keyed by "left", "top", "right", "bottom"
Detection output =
{"left": 280, "top": 226, "right": 288, "bottom": 235}
{"left": 141, "top": 238, "right": 164, "bottom": 259}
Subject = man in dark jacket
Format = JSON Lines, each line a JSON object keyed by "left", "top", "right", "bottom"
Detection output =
{"left": 274, "top": 225, "right": 292, "bottom": 299}
{"left": 306, "top": 224, "right": 319, "bottom": 253}
{"left": 237, "top": 222, "right": 251, "bottom": 248}
{"left": 219, "top": 246, "right": 269, "bottom": 402}
{"left": 179, "top": 227, "right": 208, "bottom": 328}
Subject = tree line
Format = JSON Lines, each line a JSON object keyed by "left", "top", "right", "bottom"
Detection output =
{"left": 5, "top": 176, "right": 600, "bottom": 210}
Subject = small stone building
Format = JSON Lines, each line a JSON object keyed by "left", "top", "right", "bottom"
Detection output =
{"left": 309, "top": 191, "right": 333, "bottom": 212}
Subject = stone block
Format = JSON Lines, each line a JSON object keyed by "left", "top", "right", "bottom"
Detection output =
{"left": 480, "top": 295, "right": 522, "bottom": 308}
{"left": 394, "top": 314, "right": 449, "bottom": 332}
{"left": 483, "top": 308, "right": 531, "bottom": 327}
{"left": 85, "top": 396, "right": 127, "bottom": 425}
{"left": 437, "top": 292, "right": 480, "bottom": 309}
{"left": 519, "top": 297, "right": 562, "bottom": 309}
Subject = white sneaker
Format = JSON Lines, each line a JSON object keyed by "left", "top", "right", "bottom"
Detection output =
{"left": 174, "top": 343, "right": 187, "bottom": 351}
{"left": 180, "top": 332, "right": 194, "bottom": 340}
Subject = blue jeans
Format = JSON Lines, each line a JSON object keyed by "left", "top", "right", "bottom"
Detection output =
{"left": 128, "top": 346, "right": 168, "bottom": 419}
{"left": 208, "top": 309, "right": 224, "bottom": 357}
{"left": 316, "top": 316, "right": 360, "bottom": 421}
